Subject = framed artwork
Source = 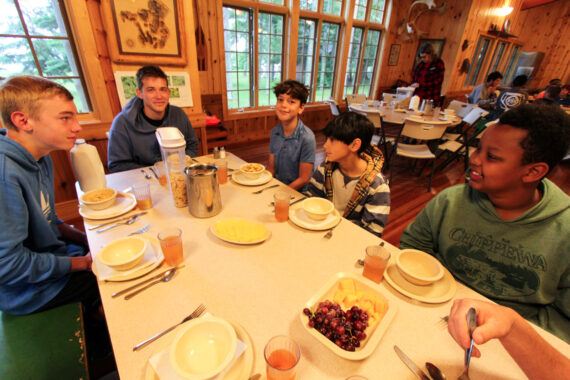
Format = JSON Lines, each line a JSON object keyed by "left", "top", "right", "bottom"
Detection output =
{"left": 388, "top": 44, "right": 401, "bottom": 66}
{"left": 414, "top": 38, "right": 445, "bottom": 68}
{"left": 113, "top": 71, "right": 193, "bottom": 108}
{"left": 101, "top": 0, "right": 187, "bottom": 66}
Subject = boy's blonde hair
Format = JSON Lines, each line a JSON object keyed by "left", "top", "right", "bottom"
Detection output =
{"left": 0, "top": 75, "right": 73, "bottom": 130}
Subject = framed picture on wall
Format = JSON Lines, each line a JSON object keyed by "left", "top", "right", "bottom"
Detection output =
{"left": 100, "top": 0, "right": 187, "bottom": 66}
{"left": 388, "top": 44, "right": 401, "bottom": 66}
{"left": 414, "top": 38, "right": 445, "bottom": 68}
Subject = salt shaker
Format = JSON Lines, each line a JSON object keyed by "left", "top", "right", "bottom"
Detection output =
{"left": 219, "top": 146, "right": 226, "bottom": 158}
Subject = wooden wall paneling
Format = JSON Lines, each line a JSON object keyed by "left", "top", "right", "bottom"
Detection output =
{"left": 82, "top": 0, "right": 122, "bottom": 118}
{"left": 516, "top": 0, "right": 570, "bottom": 89}
{"left": 197, "top": 0, "right": 224, "bottom": 95}
{"left": 51, "top": 150, "right": 77, "bottom": 204}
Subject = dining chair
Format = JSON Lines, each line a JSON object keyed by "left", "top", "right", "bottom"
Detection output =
{"left": 324, "top": 98, "right": 341, "bottom": 116}
{"left": 388, "top": 119, "right": 451, "bottom": 191}
{"left": 346, "top": 93, "right": 366, "bottom": 106}
{"left": 383, "top": 93, "right": 398, "bottom": 104}
{"left": 445, "top": 100, "right": 474, "bottom": 118}
{"left": 436, "top": 115, "right": 493, "bottom": 172}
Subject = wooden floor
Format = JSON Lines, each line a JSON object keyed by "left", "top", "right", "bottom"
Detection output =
{"left": 231, "top": 131, "right": 570, "bottom": 247}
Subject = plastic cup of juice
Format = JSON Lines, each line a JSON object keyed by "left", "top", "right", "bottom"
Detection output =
{"left": 154, "top": 161, "right": 167, "bottom": 186}
{"left": 217, "top": 159, "right": 228, "bottom": 184}
{"left": 362, "top": 245, "right": 391, "bottom": 283}
{"left": 264, "top": 335, "right": 301, "bottom": 380}
{"left": 274, "top": 191, "right": 290, "bottom": 222}
{"left": 132, "top": 182, "right": 152, "bottom": 210}
{"left": 157, "top": 227, "right": 183, "bottom": 266}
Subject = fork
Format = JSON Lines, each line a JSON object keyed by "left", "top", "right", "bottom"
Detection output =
{"left": 323, "top": 220, "right": 341, "bottom": 239}
{"left": 252, "top": 184, "right": 279, "bottom": 194}
{"left": 458, "top": 308, "right": 477, "bottom": 380}
{"left": 128, "top": 224, "right": 151, "bottom": 236}
{"left": 132, "top": 304, "right": 206, "bottom": 351}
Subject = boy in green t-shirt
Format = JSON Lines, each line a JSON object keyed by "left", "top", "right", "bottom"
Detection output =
{"left": 400, "top": 103, "right": 570, "bottom": 342}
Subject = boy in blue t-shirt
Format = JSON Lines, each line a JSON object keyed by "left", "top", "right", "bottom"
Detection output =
{"left": 268, "top": 80, "right": 316, "bottom": 190}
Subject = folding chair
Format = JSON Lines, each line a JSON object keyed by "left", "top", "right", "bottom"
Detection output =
{"left": 445, "top": 100, "right": 474, "bottom": 118}
{"left": 383, "top": 93, "right": 398, "bottom": 104}
{"left": 437, "top": 115, "right": 493, "bottom": 172}
{"left": 324, "top": 98, "right": 340, "bottom": 116}
{"left": 346, "top": 93, "right": 366, "bottom": 106}
{"left": 389, "top": 119, "right": 451, "bottom": 191}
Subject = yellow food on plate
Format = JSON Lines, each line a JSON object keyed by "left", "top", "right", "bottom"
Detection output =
{"left": 332, "top": 278, "right": 387, "bottom": 327}
{"left": 241, "top": 163, "right": 264, "bottom": 173}
{"left": 82, "top": 188, "right": 115, "bottom": 202}
{"left": 214, "top": 218, "right": 268, "bottom": 242}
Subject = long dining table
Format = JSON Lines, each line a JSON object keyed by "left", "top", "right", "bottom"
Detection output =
{"left": 83, "top": 152, "right": 569, "bottom": 380}
{"left": 349, "top": 103, "right": 462, "bottom": 126}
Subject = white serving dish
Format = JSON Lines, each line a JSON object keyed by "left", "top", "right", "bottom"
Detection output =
{"left": 299, "top": 272, "right": 397, "bottom": 360}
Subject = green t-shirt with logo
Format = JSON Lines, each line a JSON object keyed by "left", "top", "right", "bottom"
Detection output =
{"left": 400, "top": 180, "right": 570, "bottom": 343}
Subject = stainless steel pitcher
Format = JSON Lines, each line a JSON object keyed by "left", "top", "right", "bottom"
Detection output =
{"left": 185, "top": 164, "right": 222, "bottom": 218}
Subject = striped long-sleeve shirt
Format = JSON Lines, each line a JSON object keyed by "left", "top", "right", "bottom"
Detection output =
{"left": 307, "top": 146, "right": 390, "bottom": 237}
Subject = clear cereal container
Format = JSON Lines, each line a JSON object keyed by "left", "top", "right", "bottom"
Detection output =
{"left": 156, "top": 127, "right": 188, "bottom": 208}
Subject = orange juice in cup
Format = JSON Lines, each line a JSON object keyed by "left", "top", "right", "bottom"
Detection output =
{"left": 274, "top": 191, "right": 290, "bottom": 222}
{"left": 264, "top": 336, "right": 300, "bottom": 380}
{"left": 362, "top": 245, "right": 391, "bottom": 283}
{"left": 132, "top": 182, "right": 152, "bottom": 210}
{"left": 158, "top": 228, "right": 183, "bottom": 266}
{"left": 217, "top": 159, "right": 228, "bottom": 184}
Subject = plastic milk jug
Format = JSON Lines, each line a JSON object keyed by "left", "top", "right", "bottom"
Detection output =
{"left": 70, "top": 139, "right": 106, "bottom": 192}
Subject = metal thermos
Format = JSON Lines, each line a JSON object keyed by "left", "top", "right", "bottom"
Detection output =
{"left": 185, "top": 164, "right": 222, "bottom": 218}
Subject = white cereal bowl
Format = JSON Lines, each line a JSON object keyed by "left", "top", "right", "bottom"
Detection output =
{"left": 98, "top": 236, "right": 147, "bottom": 271}
{"left": 302, "top": 197, "right": 334, "bottom": 221}
{"left": 239, "top": 163, "right": 265, "bottom": 179}
{"left": 396, "top": 249, "right": 444, "bottom": 286}
{"left": 170, "top": 316, "right": 237, "bottom": 380}
{"left": 80, "top": 188, "right": 117, "bottom": 210}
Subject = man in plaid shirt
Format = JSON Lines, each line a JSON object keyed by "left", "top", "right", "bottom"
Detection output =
{"left": 411, "top": 43, "right": 445, "bottom": 106}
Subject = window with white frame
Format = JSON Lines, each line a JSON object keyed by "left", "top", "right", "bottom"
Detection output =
{"left": 222, "top": 0, "right": 387, "bottom": 109}
{"left": 0, "top": 0, "right": 91, "bottom": 113}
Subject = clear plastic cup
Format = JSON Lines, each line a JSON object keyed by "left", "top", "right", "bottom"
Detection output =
{"left": 264, "top": 335, "right": 301, "bottom": 380}
{"left": 132, "top": 182, "right": 152, "bottom": 210}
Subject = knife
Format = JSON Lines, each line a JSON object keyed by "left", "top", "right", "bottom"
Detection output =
{"left": 87, "top": 211, "right": 148, "bottom": 230}
{"left": 394, "top": 345, "right": 431, "bottom": 380}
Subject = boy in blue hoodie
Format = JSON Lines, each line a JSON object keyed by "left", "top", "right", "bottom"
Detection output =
{"left": 107, "top": 65, "right": 199, "bottom": 172}
{"left": 0, "top": 75, "right": 101, "bottom": 316}
{"left": 400, "top": 103, "right": 570, "bottom": 342}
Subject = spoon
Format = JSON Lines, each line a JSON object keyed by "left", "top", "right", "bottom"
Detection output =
{"left": 426, "top": 362, "right": 446, "bottom": 380}
{"left": 141, "top": 169, "right": 152, "bottom": 179}
{"left": 124, "top": 268, "right": 177, "bottom": 300}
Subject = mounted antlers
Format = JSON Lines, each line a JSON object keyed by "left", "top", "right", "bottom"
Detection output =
{"left": 397, "top": 0, "right": 448, "bottom": 41}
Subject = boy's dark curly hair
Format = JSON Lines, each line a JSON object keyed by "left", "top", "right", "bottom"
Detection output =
{"left": 499, "top": 103, "right": 570, "bottom": 173}
{"left": 323, "top": 111, "right": 374, "bottom": 154}
{"left": 273, "top": 80, "right": 310, "bottom": 105}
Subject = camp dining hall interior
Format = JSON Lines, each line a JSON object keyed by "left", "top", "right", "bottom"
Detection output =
{"left": 0, "top": 0, "right": 569, "bottom": 379}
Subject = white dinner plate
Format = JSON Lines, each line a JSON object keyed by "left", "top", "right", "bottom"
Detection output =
{"left": 231, "top": 170, "right": 273, "bottom": 186}
{"left": 79, "top": 192, "right": 137, "bottom": 220}
{"left": 92, "top": 236, "right": 164, "bottom": 282}
{"left": 289, "top": 206, "right": 341, "bottom": 231}
{"left": 383, "top": 258, "right": 456, "bottom": 304}
{"left": 145, "top": 320, "right": 254, "bottom": 380}
{"left": 210, "top": 221, "right": 271, "bottom": 245}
